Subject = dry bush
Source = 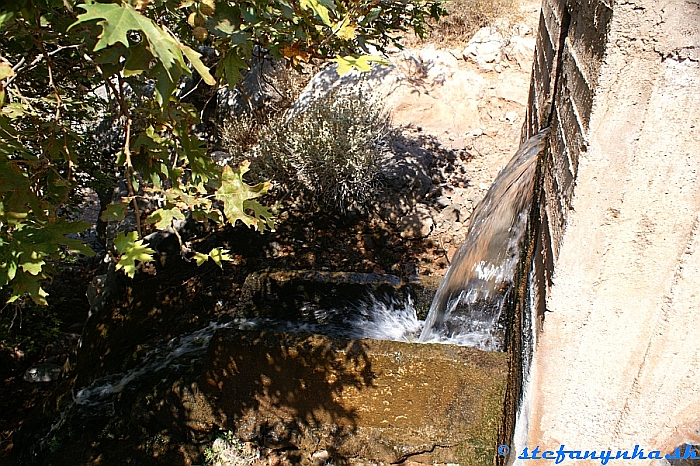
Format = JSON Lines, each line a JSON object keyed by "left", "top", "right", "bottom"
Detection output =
{"left": 258, "top": 90, "right": 391, "bottom": 212}
{"left": 262, "top": 62, "right": 315, "bottom": 115}
{"left": 219, "top": 112, "right": 263, "bottom": 159}
{"left": 218, "top": 63, "right": 313, "bottom": 159}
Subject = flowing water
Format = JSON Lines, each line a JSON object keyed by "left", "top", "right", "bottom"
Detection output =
{"left": 38, "top": 131, "right": 548, "bottom": 452}
{"left": 419, "top": 129, "right": 549, "bottom": 350}
{"left": 67, "top": 130, "right": 549, "bottom": 412}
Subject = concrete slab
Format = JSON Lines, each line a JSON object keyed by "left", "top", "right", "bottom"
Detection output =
{"left": 201, "top": 329, "right": 508, "bottom": 464}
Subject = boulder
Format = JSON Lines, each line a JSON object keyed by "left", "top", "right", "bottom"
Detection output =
{"left": 505, "top": 36, "right": 537, "bottom": 70}
{"left": 399, "top": 204, "right": 435, "bottom": 239}
{"left": 462, "top": 27, "right": 507, "bottom": 71}
{"left": 287, "top": 62, "right": 400, "bottom": 119}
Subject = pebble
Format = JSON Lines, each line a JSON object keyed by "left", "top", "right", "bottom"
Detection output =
{"left": 24, "top": 363, "right": 62, "bottom": 383}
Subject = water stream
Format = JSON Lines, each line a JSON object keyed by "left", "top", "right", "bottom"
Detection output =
{"left": 419, "top": 130, "right": 549, "bottom": 350}
{"left": 69, "top": 130, "right": 549, "bottom": 411}
{"left": 39, "top": 131, "right": 549, "bottom": 452}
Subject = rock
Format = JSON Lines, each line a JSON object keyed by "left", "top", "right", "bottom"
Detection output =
{"left": 288, "top": 46, "right": 485, "bottom": 137}
{"left": 288, "top": 61, "right": 401, "bottom": 118}
{"left": 399, "top": 204, "right": 434, "bottom": 239}
{"left": 462, "top": 27, "right": 507, "bottom": 71}
{"left": 201, "top": 329, "right": 508, "bottom": 464}
{"left": 505, "top": 36, "right": 537, "bottom": 70}
{"left": 399, "top": 48, "right": 459, "bottom": 83}
{"left": 311, "top": 450, "right": 330, "bottom": 465}
{"left": 436, "top": 196, "right": 452, "bottom": 208}
{"left": 513, "top": 23, "right": 532, "bottom": 36}
{"left": 440, "top": 204, "right": 461, "bottom": 223}
{"left": 506, "top": 111, "right": 519, "bottom": 123}
{"left": 483, "top": 127, "right": 499, "bottom": 137}
{"left": 216, "top": 52, "right": 285, "bottom": 118}
{"left": 24, "top": 363, "right": 62, "bottom": 383}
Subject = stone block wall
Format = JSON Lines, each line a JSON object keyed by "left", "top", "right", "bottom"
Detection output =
{"left": 510, "top": 0, "right": 700, "bottom": 461}
{"left": 523, "top": 0, "right": 612, "bottom": 262}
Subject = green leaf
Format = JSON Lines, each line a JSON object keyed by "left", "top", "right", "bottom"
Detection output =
{"left": 0, "top": 61, "right": 14, "bottom": 81}
{"left": 217, "top": 52, "right": 248, "bottom": 85}
{"left": 192, "top": 251, "right": 209, "bottom": 266}
{"left": 208, "top": 247, "right": 232, "bottom": 268}
{"left": 15, "top": 220, "right": 96, "bottom": 257}
{"left": 100, "top": 203, "right": 127, "bottom": 222}
{"left": 8, "top": 270, "right": 49, "bottom": 306}
{"left": 0, "top": 11, "right": 16, "bottom": 32}
{"left": 0, "top": 257, "right": 18, "bottom": 287}
{"left": 114, "top": 231, "right": 155, "bottom": 278}
{"left": 215, "top": 162, "right": 274, "bottom": 232}
{"left": 19, "top": 250, "right": 46, "bottom": 276}
{"left": 333, "top": 54, "right": 391, "bottom": 74}
{"left": 180, "top": 44, "right": 216, "bottom": 85}
{"left": 94, "top": 43, "right": 128, "bottom": 76}
{"left": 244, "top": 199, "right": 275, "bottom": 232}
{"left": 300, "top": 0, "right": 334, "bottom": 26}
{"left": 335, "top": 18, "right": 357, "bottom": 40}
{"left": 178, "top": 131, "right": 220, "bottom": 185}
{"left": 124, "top": 40, "right": 154, "bottom": 76}
{"left": 191, "top": 208, "right": 222, "bottom": 223}
{"left": 147, "top": 207, "right": 185, "bottom": 230}
{"left": 0, "top": 161, "right": 29, "bottom": 192}
{"left": 1, "top": 102, "right": 24, "bottom": 119}
{"left": 71, "top": 3, "right": 187, "bottom": 105}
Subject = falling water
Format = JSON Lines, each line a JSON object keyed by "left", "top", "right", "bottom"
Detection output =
{"left": 68, "top": 130, "right": 549, "bottom": 412}
{"left": 37, "top": 131, "right": 549, "bottom": 453}
{"left": 70, "top": 131, "right": 549, "bottom": 409}
{"left": 419, "top": 129, "right": 549, "bottom": 350}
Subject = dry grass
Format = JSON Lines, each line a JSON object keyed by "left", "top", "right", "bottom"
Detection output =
{"left": 219, "top": 112, "right": 263, "bottom": 158}
{"left": 404, "top": 0, "right": 521, "bottom": 47}
{"left": 262, "top": 62, "right": 314, "bottom": 115}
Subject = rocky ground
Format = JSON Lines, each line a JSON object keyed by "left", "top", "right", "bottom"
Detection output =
{"left": 0, "top": 1, "right": 540, "bottom": 464}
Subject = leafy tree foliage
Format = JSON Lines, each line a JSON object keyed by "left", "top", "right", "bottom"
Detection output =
{"left": 0, "top": 0, "right": 445, "bottom": 306}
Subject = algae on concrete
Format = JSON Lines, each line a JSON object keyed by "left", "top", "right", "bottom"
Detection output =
{"left": 201, "top": 329, "right": 508, "bottom": 464}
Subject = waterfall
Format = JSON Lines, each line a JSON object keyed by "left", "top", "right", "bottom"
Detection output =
{"left": 67, "top": 130, "right": 550, "bottom": 412}
{"left": 31, "top": 131, "right": 550, "bottom": 460}
{"left": 419, "top": 129, "right": 549, "bottom": 350}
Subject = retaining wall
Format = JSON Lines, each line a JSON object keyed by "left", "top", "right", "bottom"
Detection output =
{"left": 513, "top": 0, "right": 700, "bottom": 460}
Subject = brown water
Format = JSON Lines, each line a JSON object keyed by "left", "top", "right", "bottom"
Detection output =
{"left": 418, "top": 129, "right": 549, "bottom": 350}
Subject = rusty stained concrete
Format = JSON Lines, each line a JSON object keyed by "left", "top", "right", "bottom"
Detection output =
{"left": 201, "top": 329, "right": 508, "bottom": 464}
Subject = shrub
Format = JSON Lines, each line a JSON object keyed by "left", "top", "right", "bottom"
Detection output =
{"left": 220, "top": 112, "right": 264, "bottom": 159}
{"left": 218, "top": 64, "right": 312, "bottom": 169}
{"left": 258, "top": 90, "right": 391, "bottom": 212}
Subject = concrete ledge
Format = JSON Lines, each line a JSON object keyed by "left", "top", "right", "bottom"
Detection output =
{"left": 201, "top": 330, "right": 508, "bottom": 464}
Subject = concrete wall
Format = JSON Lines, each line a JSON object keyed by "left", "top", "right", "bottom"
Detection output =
{"left": 514, "top": 0, "right": 700, "bottom": 460}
